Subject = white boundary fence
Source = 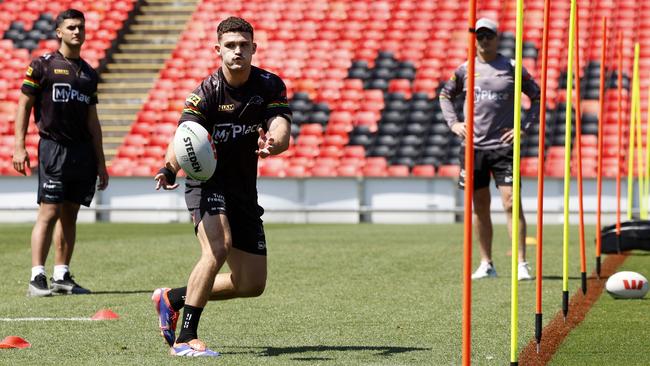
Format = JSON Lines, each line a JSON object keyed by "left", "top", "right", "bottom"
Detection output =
{"left": 0, "top": 176, "right": 631, "bottom": 224}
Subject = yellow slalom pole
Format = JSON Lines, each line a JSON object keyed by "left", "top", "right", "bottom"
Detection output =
{"left": 635, "top": 46, "right": 645, "bottom": 219}
{"left": 562, "top": 0, "right": 577, "bottom": 321}
{"left": 627, "top": 45, "right": 639, "bottom": 220}
{"left": 645, "top": 81, "right": 650, "bottom": 218}
{"left": 511, "top": 0, "right": 524, "bottom": 362}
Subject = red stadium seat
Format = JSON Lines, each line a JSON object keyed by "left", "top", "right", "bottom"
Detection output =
{"left": 544, "top": 161, "right": 565, "bottom": 178}
{"left": 131, "top": 165, "right": 155, "bottom": 177}
{"left": 142, "top": 145, "right": 166, "bottom": 160}
{"left": 362, "top": 164, "right": 388, "bottom": 177}
{"left": 340, "top": 156, "right": 365, "bottom": 168}
{"left": 328, "top": 112, "right": 354, "bottom": 128}
{"left": 285, "top": 165, "right": 308, "bottom": 177}
{"left": 387, "top": 165, "right": 410, "bottom": 177}
{"left": 300, "top": 123, "right": 323, "bottom": 136}
{"left": 354, "top": 111, "right": 379, "bottom": 131}
{"left": 117, "top": 145, "right": 144, "bottom": 159}
{"left": 315, "top": 157, "right": 339, "bottom": 168}
{"left": 412, "top": 165, "right": 435, "bottom": 177}
{"left": 388, "top": 79, "right": 412, "bottom": 98}
{"left": 259, "top": 158, "right": 286, "bottom": 177}
{"left": 295, "top": 134, "right": 322, "bottom": 147}
{"left": 124, "top": 134, "right": 148, "bottom": 146}
{"left": 365, "top": 156, "right": 387, "bottom": 169}
{"left": 310, "top": 164, "right": 337, "bottom": 177}
{"left": 322, "top": 134, "right": 348, "bottom": 147}
{"left": 437, "top": 165, "right": 461, "bottom": 177}
{"left": 293, "top": 144, "right": 319, "bottom": 159}
{"left": 290, "top": 156, "right": 313, "bottom": 169}
{"left": 337, "top": 164, "right": 361, "bottom": 177}
{"left": 520, "top": 158, "right": 539, "bottom": 177}
{"left": 319, "top": 145, "right": 343, "bottom": 158}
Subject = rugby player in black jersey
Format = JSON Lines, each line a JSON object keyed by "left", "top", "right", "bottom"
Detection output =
{"left": 152, "top": 17, "right": 291, "bottom": 357}
{"left": 13, "top": 9, "right": 108, "bottom": 297}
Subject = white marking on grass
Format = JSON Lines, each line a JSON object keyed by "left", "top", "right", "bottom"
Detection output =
{"left": 0, "top": 317, "right": 93, "bottom": 321}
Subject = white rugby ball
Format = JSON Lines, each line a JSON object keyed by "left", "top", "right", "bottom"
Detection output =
{"left": 605, "top": 271, "right": 649, "bottom": 299}
{"left": 173, "top": 121, "right": 217, "bottom": 181}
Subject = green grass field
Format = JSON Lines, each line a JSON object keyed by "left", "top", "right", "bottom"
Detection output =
{"left": 549, "top": 251, "right": 650, "bottom": 366}
{"left": 0, "top": 223, "right": 647, "bottom": 365}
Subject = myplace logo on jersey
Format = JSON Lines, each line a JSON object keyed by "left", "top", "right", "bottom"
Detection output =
{"left": 474, "top": 86, "right": 509, "bottom": 102}
{"left": 212, "top": 122, "right": 263, "bottom": 143}
{"left": 52, "top": 83, "right": 91, "bottom": 104}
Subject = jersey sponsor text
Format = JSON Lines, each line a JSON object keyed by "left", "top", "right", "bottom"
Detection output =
{"left": 52, "top": 83, "right": 91, "bottom": 104}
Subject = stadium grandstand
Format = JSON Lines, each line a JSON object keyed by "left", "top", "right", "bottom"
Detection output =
{"left": 0, "top": 0, "right": 647, "bottom": 179}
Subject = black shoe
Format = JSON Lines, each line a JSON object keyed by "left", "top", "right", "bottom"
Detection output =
{"left": 50, "top": 273, "right": 91, "bottom": 295}
{"left": 28, "top": 274, "right": 52, "bottom": 297}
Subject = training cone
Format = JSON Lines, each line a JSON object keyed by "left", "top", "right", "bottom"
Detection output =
{"left": 0, "top": 336, "right": 31, "bottom": 349}
{"left": 91, "top": 309, "right": 119, "bottom": 320}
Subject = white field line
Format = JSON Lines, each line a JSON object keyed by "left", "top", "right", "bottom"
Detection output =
{"left": 0, "top": 317, "right": 93, "bottom": 321}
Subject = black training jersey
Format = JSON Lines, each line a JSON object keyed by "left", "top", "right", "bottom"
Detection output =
{"left": 179, "top": 66, "right": 292, "bottom": 207}
{"left": 21, "top": 51, "right": 99, "bottom": 145}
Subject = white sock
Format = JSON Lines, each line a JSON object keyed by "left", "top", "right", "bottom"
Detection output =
{"left": 31, "top": 266, "right": 46, "bottom": 281}
{"left": 53, "top": 265, "right": 69, "bottom": 281}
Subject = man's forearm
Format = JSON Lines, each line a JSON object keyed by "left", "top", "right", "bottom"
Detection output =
{"left": 14, "top": 94, "right": 33, "bottom": 148}
{"left": 439, "top": 96, "right": 460, "bottom": 128}
{"left": 523, "top": 100, "right": 541, "bottom": 132}
{"left": 86, "top": 106, "right": 106, "bottom": 167}
{"left": 267, "top": 116, "right": 290, "bottom": 155}
{"left": 164, "top": 140, "right": 181, "bottom": 172}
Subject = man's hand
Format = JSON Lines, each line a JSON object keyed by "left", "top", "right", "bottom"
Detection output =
{"left": 154, "top": 164, "right": 179, "bottom": 190}
{"left": 255, "top": 127, "right": 275, "bottom": 158}
{"left": 451, "top": 122, "right": 467, "bottom": 139}
{"left": 97, "top": 164, "right": 109, "bottom": 191}
{"left": 499, "top": 128, "right": 524, "bottom": 145}
{"left": 12, "top": 147, "right": 29, "bottom": 175}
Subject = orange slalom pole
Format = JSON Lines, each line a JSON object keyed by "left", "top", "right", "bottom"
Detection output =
{"left": 574, "top": 6, "right": 588, "bottom": 295}
{"left": 616, "top": 32, "right": 623, "bottom": 253}
{"left": 595, "top": 17, "right": 607, "bottom": 279}
{"left": 462, "top": 0, "right": 477, "bottom": 364}
{"left": 535, "top": 0, "right": 551, "bottom": 353}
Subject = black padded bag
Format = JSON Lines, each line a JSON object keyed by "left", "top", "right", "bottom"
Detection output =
{"left": 600, "top": 220, "right": 650, "bottom": 253}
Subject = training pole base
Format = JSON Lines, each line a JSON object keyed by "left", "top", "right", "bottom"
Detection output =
{"left": 535, "top": 313, "right": 542, "bottom": 346}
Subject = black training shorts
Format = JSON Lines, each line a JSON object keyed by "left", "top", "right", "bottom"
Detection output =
{"left": 37, "top": 138, "right": 97, "bottom": 207}
{"left": 458, "top": 146, "right": 514, "bottom": 190}
{"left": 185, "top": 185, "right": 267, "bottom": 256}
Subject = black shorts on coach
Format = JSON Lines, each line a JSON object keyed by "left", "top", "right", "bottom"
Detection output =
{"left": 185, "top": 184, "right": 267, "bottom": 256}
{"left": 38, "top": 138, "right": 97, "bottom": 207}
{"left": 458, "top": 146, "right": 515, "bottom": 190}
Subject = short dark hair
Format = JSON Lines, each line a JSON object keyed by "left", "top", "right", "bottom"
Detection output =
{"left": 217, "top": 17, "right": 253, "bottom": 40}
{"left": 55, "top": 9, "right": 85, "bottom": 28}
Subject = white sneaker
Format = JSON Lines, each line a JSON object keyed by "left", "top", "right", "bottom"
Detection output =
{"left": 471, "top": 262, "right": 497, "bottom": 280}
{"left": 518, "top": 262, "right": 533, "bottom": 281}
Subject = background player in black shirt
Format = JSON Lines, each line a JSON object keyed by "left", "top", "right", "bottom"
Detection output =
{"left": 153, "top": 17, "right": 291, "bottom": 357}
{"left": 13, "top": 9, "right": 108, "bottom": 297}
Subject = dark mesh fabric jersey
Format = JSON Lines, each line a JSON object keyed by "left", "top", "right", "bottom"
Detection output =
{"left": 21, "top": 51, "right": 98, "bottom": 145}
{"left": 179, "top": 66, "right": 292, "bottom": 212}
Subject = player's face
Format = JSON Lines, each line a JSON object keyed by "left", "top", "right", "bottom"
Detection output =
{"left": 476, "top": 30, "right": 498, "bottom": 55}
{"left": 216, "top": 32, "right": 256, "bottom": 71}
{"left": 56, "top": 18, "right": 85, "bottom": 48}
